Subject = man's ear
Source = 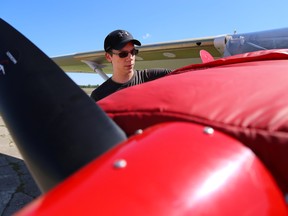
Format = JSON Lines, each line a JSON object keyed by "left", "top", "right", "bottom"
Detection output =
{"left": 105, "top": 52, "right": 112, "bottom": 62}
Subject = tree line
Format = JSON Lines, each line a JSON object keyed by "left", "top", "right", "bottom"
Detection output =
{"left": 79, "top": 84, "right": 99, "bottom": 88}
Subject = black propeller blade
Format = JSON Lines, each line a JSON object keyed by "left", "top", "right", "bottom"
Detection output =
{"left": 0, "top": 19, "right": 127, "bottom": 193}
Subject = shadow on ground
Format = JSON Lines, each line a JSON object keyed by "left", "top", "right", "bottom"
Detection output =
{"left": 0, "top": 153, "right": 41, "bottom": 216}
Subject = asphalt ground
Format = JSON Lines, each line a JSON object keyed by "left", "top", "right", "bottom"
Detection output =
{"left": 0, "top": 116, "right": 41, "bottom": 216}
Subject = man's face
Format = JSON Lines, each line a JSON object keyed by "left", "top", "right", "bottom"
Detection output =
{"left": 106, "top": 42, "right": 137, "bottom": 75}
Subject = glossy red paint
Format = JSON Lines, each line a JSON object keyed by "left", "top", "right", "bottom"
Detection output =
{"left": 99, "top": 49, "right": 288, "bottom": 194}
{"left": 17, "top": 122, "right": 287, "bottom": 215}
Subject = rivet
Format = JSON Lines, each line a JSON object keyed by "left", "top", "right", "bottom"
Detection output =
{"left": 114, "top": 159, "right": 127, "bottom": 169}
{"left": 203, "top": 127, "right": 214, "bottom": 135}
{"left": 135, "top": 129, "right": 143, "bottom": 135}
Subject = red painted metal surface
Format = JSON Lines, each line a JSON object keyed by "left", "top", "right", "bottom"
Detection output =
{"left": 17, "top": 122, "right": 287, "bottom": 215}
{"left": 99, "top": 50, "right": 288, "bottom": 194}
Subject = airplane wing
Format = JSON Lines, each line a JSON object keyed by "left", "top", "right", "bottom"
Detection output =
{"left": 52, "top": 26, "right": 288, "bottom": 78}
{"left": 52, "top": 35, "right": 227, "bottom": 74}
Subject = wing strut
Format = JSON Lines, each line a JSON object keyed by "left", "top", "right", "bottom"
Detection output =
{"left": 82, "top": 60, "right": 109, "bottom": 80}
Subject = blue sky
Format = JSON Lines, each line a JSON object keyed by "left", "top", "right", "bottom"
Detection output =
{"left": 2, "top": 0, "right": 288, "bottom": 85}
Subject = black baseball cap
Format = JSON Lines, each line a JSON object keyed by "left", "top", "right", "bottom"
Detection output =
{"left": 104, "top": 30, "right": 141, "bottom": 52}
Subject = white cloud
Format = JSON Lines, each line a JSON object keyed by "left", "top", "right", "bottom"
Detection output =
{"left": 142, "top": 33, "right": 151, "bottom": 39}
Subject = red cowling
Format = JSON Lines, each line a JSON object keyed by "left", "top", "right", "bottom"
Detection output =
{"left": 16, "top": 122, "right": 287, "bottom": 215}
{"left": 98, "top": 49, "right": 288, "bottom": 194}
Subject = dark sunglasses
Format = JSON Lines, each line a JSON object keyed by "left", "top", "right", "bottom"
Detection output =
{"left": 110, "top": 49, "right": 139, "bottom": 58}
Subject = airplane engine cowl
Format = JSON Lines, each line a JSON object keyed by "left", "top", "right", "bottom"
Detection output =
{"left": 99, "top": 49, "right": 288, "bottom": 194}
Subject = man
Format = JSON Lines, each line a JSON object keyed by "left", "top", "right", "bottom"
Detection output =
{"left": 90, "top": 30, "right": 172, "bottom": 101}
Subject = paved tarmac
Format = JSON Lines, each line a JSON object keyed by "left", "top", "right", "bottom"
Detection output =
{"left": 0, "top": 116, "right": 41, "bottom": 216}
